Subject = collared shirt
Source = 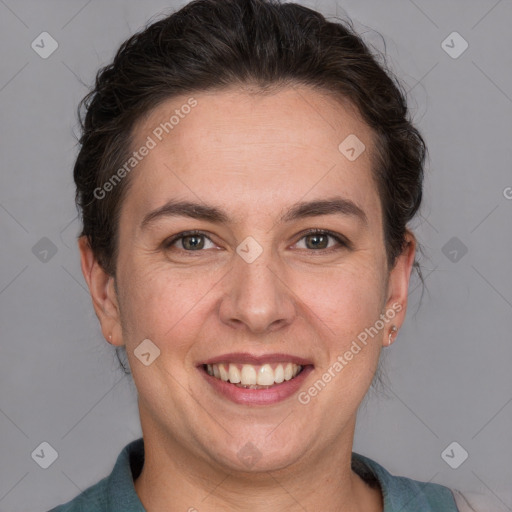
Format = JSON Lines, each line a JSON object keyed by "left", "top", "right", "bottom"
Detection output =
{"left": 47, "top": 437, "right": 473, "bottom": 511}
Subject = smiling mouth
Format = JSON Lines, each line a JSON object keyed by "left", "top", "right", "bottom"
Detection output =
{"left": 202, "top": 362, "right": 306, "bottom": 389}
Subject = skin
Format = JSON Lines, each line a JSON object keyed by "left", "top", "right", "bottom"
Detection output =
{"left": 79, "top": 86, "right": 416, "bottom": 511}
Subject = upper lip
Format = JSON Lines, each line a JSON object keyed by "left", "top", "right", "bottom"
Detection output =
{"left": 200, "top": 352, "right": 313, "bottom": 366}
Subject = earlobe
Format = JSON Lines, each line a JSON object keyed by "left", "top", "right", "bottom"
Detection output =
{"left": 383, "top": 232, "right": 417, "bottom": 342}
{"left": 78, "top": 236, "right": 123, "bottom": 345}
{"left": 386, "top": 324, "right": 398, "bottom": 347}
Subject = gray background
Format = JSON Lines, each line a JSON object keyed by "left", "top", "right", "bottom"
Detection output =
{"left": 0, "top": 0, "right": 511, "bottom": 510}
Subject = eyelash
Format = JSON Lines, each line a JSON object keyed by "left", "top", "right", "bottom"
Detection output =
{"left": 162, "top": 228, "right": 349, "bottom": 254}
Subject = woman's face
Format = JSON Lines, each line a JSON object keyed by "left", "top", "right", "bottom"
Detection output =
{"left": 82, "top": 86, "right": 414, "bottom": 473}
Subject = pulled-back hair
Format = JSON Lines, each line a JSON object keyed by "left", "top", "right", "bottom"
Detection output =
{"left": 74, "top": 0, "right": 426, "bottom": 275}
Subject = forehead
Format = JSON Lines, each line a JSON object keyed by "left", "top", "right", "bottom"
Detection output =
{"left": 125, "top": 86, "right": 380, "bottom": 225}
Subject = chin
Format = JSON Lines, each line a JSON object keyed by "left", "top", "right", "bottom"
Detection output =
{"left": 203, "top": 436, "right": 307, "bottom": 475}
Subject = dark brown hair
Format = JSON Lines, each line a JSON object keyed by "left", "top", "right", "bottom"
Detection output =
{"left": 74, "top": 0, "right": 425, "bottom": 276}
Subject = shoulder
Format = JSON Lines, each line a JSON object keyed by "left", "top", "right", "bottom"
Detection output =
{"left": 452, "top": 488, "right": 511, "bottom": 512}
{"left": 46, "top": 476, "right": 109, "bottom": 511}
{"left": 353, "top": 453, "right": 511, "bottom": 512}
{"left": 353, "top": 452, "right": 459, "bottom": 511}
{"left": 46, "top": 438, "right": 145, "bottom": 512}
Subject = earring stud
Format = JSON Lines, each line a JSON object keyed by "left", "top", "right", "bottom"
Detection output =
{"left": 388, "top": 325, "right": 398, "bottom": 346}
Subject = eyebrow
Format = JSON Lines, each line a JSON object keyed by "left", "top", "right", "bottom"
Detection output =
{"left": 140, "top": 196, "right": 367, "bottom": 230}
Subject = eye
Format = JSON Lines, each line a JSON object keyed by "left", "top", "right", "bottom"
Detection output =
{"left": 294, "top": 229, "right": 348, "bottom": 252}
{"left": 162, "top": 229, "right": 349, "bottom": 253}
{"left": 163, "top": 230, "right": 216, "bottom": 251}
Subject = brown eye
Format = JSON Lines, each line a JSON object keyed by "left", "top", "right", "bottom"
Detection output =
{"left": 304, "top": 233, "right": 329, "bottom": 250}
{"left": 163, "top": 231, "right": 216, "bottom": 251}
{"left": 180, "top": 234, "right": 206, "bottom": 250}
{"left": 295, "top": 230, "right": 348, "bottom": 252}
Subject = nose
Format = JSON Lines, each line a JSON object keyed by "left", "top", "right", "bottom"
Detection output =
{"left": 218, "top": 245, "right": 297, "bottom": 335}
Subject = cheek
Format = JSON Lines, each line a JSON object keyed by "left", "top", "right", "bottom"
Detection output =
{"left": 292, "top": 260, "right": 387, "bottom": 335}
{"left": 116, "top": 259, "right": 218, "bottom": 344}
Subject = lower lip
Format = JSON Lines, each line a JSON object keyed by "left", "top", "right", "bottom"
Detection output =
{"left": 200, "top": 365, "right": 314, "bottom": 405}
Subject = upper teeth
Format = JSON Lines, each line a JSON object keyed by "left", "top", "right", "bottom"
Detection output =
{"left": 206, "top": 363, "right": 302, "bottom": 386}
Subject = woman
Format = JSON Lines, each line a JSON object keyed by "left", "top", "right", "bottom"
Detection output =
{"left": 48, "top": 0, "right": 500, "bottom": 510}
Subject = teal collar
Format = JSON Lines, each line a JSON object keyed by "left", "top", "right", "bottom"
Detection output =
{"left": 51, "top": 437, "right": 458, "bottom": 511}
{"left": 352, "top": 452, "right": 458, "bottom": 511}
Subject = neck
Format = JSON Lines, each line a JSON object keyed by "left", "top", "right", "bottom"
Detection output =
{"left": 133, "top": 418, "right": 382, "bottom": 512}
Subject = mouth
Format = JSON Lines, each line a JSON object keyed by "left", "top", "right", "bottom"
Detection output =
{"left": 202, "top": 362, "right": 305, "bottom": 389}
{"left": 198, "top": 353, "right": 314, "bottom": 405}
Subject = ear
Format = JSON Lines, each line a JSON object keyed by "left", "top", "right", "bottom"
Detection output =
{"left": 78, "top": 236, "right": 123, "bottom": 346}
{"left": 383, "top": 231, "right": 416, "bottom": 346}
